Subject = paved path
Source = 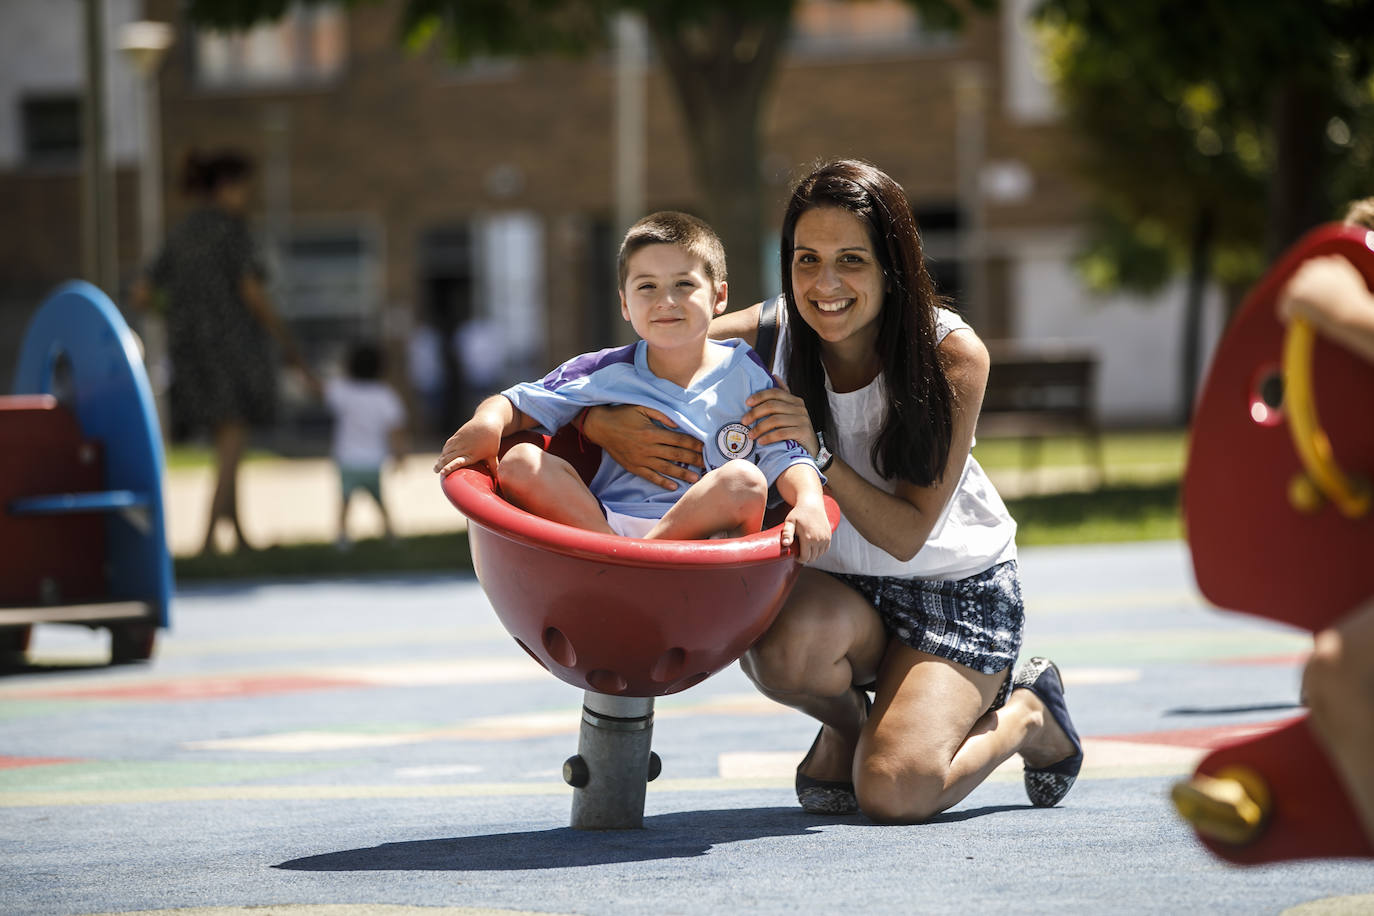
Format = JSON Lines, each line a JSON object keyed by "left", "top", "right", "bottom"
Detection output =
{"left": 163, "top": 455, "right": 1133, "bottom": 556}
{"left": 3, "top": 542, "right": 1372, "bottom": 915}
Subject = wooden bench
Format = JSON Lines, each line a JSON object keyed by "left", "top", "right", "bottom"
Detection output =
{"left": 978, "top": 340, "right": 1104, "bottom": 478}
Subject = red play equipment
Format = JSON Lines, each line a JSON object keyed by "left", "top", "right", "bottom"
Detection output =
{"left": 1175, "top": 223, "right": 1374, "bottom": 862}
{"left": 442, "top": 427, "right": 839, "bottom": 697}
{"left": 442, "top": 425, "right": 839, "bottom": 827}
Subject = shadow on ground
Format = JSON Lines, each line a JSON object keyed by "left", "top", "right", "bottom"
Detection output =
{"left": 275, "top": 804, "right": 1027, "bottom": 871}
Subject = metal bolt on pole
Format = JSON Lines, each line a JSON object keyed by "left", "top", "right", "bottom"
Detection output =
{"left": 564, "top": 691, "right": 659, "bottom": 830}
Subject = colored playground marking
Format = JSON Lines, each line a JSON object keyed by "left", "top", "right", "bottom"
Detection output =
{"left": 0, "top": 755, "right": 79, "bottom": 769}
{"left": 0, "top": 658, "right": 550, "bottom": 704}
{"left": 719, "top": 736, "right": 1206, "bottom": 782}
{"left": 1101, "top": 719, "right": 1298, "bottom": 750}
{"left": 88, "top": 907, "right": 577, "bottom": 916}
{"left": 20, "top": 674, "right": 369, "bottom": 701}
{"left": 1282, "top": 895, "right": 1374, "bottom": 915}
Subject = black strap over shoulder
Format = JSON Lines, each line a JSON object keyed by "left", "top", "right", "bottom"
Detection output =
{"left": 754, "top": 294, "right": 781, "bottom": 368}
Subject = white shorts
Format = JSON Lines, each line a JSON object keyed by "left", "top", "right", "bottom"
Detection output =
{"left": 603, "top": 506, "right": 660, "bottom": 539}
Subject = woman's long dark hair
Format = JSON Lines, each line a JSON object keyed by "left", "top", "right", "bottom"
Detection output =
{"left": 780, "top": 158, "right": 954, "bottom": 486}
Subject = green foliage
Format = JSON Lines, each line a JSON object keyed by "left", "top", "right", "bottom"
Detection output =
{"left": 1033, "top": 0, "right": 1374, "bottom": 292}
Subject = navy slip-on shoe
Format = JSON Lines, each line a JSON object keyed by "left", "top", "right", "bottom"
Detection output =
{"left": 1012, "top": 657, "right": 1084, "bottom": 808}
{"left": 795, "top": 688, "right": 871, "bottom": 815}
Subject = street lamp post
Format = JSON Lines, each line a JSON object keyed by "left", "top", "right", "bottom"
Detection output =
{"left": 119, "top": 21, "right": 174, "bottom": 270}
{"left": 119, "top": 20, "right": 174, "bottom": 436}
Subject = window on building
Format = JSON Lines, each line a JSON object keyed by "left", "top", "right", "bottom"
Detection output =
{"left": 789, "top": 0, "right": 955, "bottom": 55}
{"left": 21, "top": 95, "right": 82, "bottom": 167}
{"left": 276, "top": 224, "right": 380, "bottom": 324}
{"left": 195, "top": 4, "right": 347, "bottom": 89}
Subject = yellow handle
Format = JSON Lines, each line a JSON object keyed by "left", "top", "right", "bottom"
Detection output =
{"left": 1171, "top": 766, "right": 1271, "bottom": 846}
{"left": 1282, "top": 318, "right": 1371, "bottom": 518}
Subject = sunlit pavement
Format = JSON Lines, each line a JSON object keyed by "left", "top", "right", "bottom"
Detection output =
{"left": 3, "top": 541, "right": 1373, "bottom": 916}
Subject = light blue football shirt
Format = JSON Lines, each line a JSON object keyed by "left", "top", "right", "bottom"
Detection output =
{"left": 502, "top": 338, "right": 820, "bottom": 519}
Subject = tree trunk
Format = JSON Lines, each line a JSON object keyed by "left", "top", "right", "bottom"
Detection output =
{"left": 1179, "top": 207, "right": 1213, "bottom": 425}
{"left": 645, "top": 10, "right": 788, "bottom": 310}
{"left": 1266, "top": 80, "right": 1331, "bottom": 260}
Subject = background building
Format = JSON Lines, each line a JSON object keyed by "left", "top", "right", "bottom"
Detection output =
{"left": 0, "top": 0, "right": 1226, "bottom": 450}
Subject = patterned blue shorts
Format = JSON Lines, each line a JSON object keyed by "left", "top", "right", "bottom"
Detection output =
{"left": 831, "top": 560, "right": 1023, "bottom": 707}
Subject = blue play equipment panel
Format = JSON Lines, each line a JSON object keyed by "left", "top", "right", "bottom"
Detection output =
{"left": 1, "top": 281, "right": 172, "bottom": 663}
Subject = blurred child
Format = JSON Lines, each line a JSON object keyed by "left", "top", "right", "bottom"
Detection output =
{"left": 1276, "top": 195, "right": 1374, "bottom": 844}
{"left": 434, "top": 211, "right": 830, "bottom": 562}
{"left": 327, "top": 343, "right": 406, "bottom": 550}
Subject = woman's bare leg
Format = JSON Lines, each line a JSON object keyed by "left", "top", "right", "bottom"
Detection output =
{"left": 855, "top": 647, "right": 1077, "bottom": 823}
{"left": 740, "top": 570, "right": 889, "bottom": 783}
{"left": 202, "top": 421, "right": 249, "bottom": 554}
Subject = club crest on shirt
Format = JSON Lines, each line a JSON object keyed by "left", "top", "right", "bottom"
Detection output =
{"left": 716, "top": 421, "right": 754, "bottom": 460}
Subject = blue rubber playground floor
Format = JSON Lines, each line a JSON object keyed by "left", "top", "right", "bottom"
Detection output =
{"left": 3, "top": 541, "right": 1373, "bottom": 916}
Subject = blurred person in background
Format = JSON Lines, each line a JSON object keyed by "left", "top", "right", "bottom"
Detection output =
{"left": 131, "top": 148, "right": 319, "bottom": 555}
{"left": 406, "top": 319, "right": 445, "bottom": 437}
{"left": 326, "top": 341, "right": 407, "bottom": 551}
{"left": 1277, "top": 195, "right": 1374, "bottom": 844}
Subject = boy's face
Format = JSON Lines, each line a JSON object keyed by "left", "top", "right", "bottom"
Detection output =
{"left": 620, "top": 243, "right": 728, "bottom": 351}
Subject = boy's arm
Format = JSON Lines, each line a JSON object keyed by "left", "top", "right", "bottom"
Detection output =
{"left": 774, "top": 463, "right": 831, "bottom": 565}
{"left": 1278, "top": 254, "right": 1374, "bottom": 365}
{"left": 433, "top": 395, "right": 537, "bottom": 477}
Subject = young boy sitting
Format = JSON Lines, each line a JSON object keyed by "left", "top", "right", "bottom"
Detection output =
{"left": 433, "top": 211, "right": 831, "bottom": 563}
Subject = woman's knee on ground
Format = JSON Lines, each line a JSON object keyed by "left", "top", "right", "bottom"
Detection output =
{"left": 855, "top": 751, "right": 948, "bottom": 824}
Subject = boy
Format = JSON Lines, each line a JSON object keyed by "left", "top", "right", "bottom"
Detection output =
{"left": 326, "top": 342, "right": 407, "bottom": 549}
{"left": 434, "top": 211, "right": 830, "bottom": 563}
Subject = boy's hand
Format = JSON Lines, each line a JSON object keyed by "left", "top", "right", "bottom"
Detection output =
{"left": 434, "top": 416, "right": 503, "bottom": 477}
{"left": 779, "top": 495, "right": 831, "bottom": 565}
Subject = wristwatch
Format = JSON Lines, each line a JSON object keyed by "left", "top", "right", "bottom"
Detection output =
{"left": 815, "top": 431, "right": 834, "bottom": 473}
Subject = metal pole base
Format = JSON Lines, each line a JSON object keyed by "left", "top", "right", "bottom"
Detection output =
{"left": 564, "top": 691, "right": 660, "bottom": 830}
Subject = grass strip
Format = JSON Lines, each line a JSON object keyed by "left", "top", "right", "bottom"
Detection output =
{"left": 173, "top": 481, "right": 1182, "bottom": 582}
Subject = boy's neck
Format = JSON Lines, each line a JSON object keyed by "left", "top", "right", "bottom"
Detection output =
{"left": 643, "top": 338, "right": 721, "bottom": 388}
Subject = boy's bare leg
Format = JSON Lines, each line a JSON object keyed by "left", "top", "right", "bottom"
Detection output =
{"left": 647, "top": 459, "right": 767, "bottom": 540}
{"left": 1303, "top": 597, "right": 1374, "bottom": 844}
{"left": 336, "top": 488, "right": 350, "bottom": 548}
{"left": 497, "top": 442, "right": 615, "bottom": 533}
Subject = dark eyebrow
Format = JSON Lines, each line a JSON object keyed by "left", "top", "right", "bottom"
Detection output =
{"left": 793, "top": 245, "right": 869, "bottom": 253}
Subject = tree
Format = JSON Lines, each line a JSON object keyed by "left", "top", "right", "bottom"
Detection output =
{"left": 186, "top": 0, "right": 990, "bottom": 309}
{"left": 1032, "top": 0, "right": 1374, "bottom": 420}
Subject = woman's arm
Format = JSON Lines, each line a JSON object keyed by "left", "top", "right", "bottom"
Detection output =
{"left": 240, "top": 273, "right": 323, "bottom": 396}
{"left": 744, "top": 328, "right": 988, "bottom": 562}
{"left": 579, "top": 303, "right": 768, "bottom": 488}
{"left": 709, "top": 302, "right": 763, "bottom": 345}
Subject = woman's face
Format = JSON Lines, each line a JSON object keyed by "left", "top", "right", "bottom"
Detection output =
{"left": 790, "top": 206, "right": 886, "bottom": 355}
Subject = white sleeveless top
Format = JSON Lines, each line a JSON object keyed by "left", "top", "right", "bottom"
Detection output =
{"left": 771, "top": 300, "right": 1017, "bottom": 581}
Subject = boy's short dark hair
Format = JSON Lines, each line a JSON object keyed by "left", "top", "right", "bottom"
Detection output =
{"left": 1344, "top": 197, "right": 1374, "bottom": 231}
{"left": 348, "top": 342, "right": 384, "bottom": 381}
{"left": 617, "top": 211, "right": 727, "bottom": 290}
